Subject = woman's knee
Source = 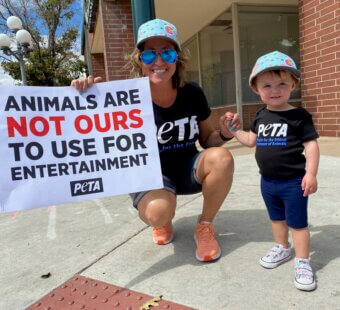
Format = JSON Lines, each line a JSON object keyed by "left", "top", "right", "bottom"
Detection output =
{"left": 138, "top": 189, "right": 176, "bottom": 226}
{"left": 201, "top": 147, "right": 234, "bottom": 174}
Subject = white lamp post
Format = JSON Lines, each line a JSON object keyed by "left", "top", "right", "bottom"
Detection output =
{"left": 0, "top": 16, "right": 32, "bottom": 85}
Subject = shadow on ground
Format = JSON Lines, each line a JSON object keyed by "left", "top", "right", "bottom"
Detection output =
{"left": 123, "top": 209, "right": 340, "bottom": 288}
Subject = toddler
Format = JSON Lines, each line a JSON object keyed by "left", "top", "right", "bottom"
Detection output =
{"left": 227, "top": 51, "right": 320, "bottom": 291}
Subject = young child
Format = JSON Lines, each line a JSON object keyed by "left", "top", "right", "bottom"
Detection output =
{"left": 227, "top": 51, "right": 320, "bottom": 291}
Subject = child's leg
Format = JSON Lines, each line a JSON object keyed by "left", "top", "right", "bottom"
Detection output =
{"left": 260, "top": 177, "right": 292, "bottom": 268}
{"left": 260, "top": 176, "right": 289, "bottom": 247}
{"left": 291, "top": 227, "right": 315, "bottom": 291}
{"left": 291, "top": 227, "right": 310, "bottom": 259}
{"left": 282, "top": 176, "right": 309, "bottom": 258}
{"left": 260, "top": 220, "right": 292, "bottom": 268}
{"left": 282, "top": 177, "right": 316, "bottom": 290}
{"left": 272, "top": 220, "right": 289, "bottom": 248}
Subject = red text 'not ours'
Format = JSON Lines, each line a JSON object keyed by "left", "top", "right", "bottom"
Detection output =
{"left": 6, "top": 109, "right": 143, "bottom": 137}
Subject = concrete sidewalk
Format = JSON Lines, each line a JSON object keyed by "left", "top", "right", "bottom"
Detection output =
{"left": 1, "top": 137, "right": 340, "bottom": 310}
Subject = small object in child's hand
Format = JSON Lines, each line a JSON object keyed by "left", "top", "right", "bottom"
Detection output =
{"left": 226, "top": 120, "right": 237, "bottom": 132}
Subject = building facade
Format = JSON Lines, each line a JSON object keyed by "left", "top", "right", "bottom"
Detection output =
{"left": 83, "top": 0, "right": 340, "bottom": 137}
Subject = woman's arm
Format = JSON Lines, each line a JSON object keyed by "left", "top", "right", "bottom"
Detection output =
{"left": 198, "top": 119, "right": 227, "bottom": 148}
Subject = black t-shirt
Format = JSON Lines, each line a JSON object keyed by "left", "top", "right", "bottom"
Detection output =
{"left": 250, "top": 107, "right": 319, "bottom": 179}
{"left": 153, "top": 82, "right": 211, "bottom": 178}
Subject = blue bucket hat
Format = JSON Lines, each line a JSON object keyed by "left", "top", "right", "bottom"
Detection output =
{"left": 249, "top": 51, "right": 300, "bottom": 87}
{"left": 136, "top": 18, "right": 181, "bottom": 50}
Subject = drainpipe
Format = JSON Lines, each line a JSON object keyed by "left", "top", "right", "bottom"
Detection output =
{"left": 81, "top": 0, "right": 93, "bottom": 76}
{"left": 83, "top": 14, "right": 93, "bottom": 76}
{"left": 232, "top": 3, "right": 243, "bottom": 123}
{"left": 131, "top": 0, "right": 155, "bottom": 43}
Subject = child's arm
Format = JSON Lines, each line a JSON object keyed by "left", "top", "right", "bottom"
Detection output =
{"left": 233, "top": 129, "right": 257, "bottom": 147}
{"left": 222, "top": 112, "right": 257, "bottom": 147}
{"left": 302, "top": 139, "right": 320, "bottom": 197}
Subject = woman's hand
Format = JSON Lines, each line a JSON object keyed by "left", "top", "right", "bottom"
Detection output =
{"left": 219, "top": 112, "right": 241, "bottom": 138}
{"left": 70, "top": 75, "right": 103, "bottom": 91}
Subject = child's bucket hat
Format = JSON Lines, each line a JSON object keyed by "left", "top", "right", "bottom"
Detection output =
{"left": 249, "top": 51, "right": 300, "bottom": 86}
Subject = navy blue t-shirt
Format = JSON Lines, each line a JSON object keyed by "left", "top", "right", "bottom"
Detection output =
{"left": 153, "top": 82, "right": 211, "bottom": 178}
{"left": 250, "top": 107, "right": 319, "bottom": 179}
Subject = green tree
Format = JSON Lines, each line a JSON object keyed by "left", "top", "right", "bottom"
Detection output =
{"left": 0, "top": 0, "right": 86, "bottom": 86}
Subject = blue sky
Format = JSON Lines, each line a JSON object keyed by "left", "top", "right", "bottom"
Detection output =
{"left": 0, "top": 0, "right": 84, "bottom": 85}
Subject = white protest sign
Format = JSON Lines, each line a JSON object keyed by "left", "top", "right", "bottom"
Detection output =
{"left": 0, "top": 77, "right": 163, "bottom": 213}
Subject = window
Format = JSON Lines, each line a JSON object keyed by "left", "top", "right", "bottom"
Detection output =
{"left": 183, "top": 5, "right": 300, "bottom": 108}
{"left": 198, "top": 11, "right": 235, "bottom": 108}
{"left": 238, "top": 6, "right": 300, "bottom": 102}
{"left": 185, "top": 36, "right": 200, "bottom": 85}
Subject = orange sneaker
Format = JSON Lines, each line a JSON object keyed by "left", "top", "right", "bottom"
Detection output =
{"left": 194, "top": 222, "right": 221, "bottom": 262}
{"left": 152, "top": 223, "right": 174, "bottom": 245}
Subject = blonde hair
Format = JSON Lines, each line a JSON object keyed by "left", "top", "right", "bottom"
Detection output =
{"left": 125, "top": 46, "right": 189, "bottom": 88}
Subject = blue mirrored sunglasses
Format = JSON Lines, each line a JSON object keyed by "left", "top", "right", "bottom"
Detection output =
{"left": 141, "top": 49, "right": 178, "bottom": 65}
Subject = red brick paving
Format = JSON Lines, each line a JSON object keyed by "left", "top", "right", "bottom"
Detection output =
{"left": 26, "top": 275, "right": 195, "bottom": 310}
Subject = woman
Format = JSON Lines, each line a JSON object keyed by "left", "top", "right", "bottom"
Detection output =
{"left": 71, "top": 18, "right": 239, "bottom": 262}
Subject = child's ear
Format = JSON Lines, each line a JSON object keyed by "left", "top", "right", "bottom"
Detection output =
{"left": 291, "top": 80, "right": 298, "bottom": 91}
{"left": 251, "top": 84, "right": 260, "bottom": 95}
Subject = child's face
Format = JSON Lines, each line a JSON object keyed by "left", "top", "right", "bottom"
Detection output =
{"left": 252, "top": 71, "right": 297, "bottom": 111}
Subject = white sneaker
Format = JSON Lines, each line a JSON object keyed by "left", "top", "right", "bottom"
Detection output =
{"left": 259, "top": 244, "right": 292, "bottom": 269}
{"left": 294, "top": 258, "right": 316, "bottom": 291}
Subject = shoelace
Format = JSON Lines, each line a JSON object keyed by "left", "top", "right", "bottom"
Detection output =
{"left": 196, "top": 225, "right": 214, "bottom": 242}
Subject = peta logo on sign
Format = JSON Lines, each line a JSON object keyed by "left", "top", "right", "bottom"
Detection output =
{"left": 70, "top": 178, "right": 103, "bottom": 196}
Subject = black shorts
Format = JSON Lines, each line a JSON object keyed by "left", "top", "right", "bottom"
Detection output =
{"left": 129, "top": 151, "right": 204, "bottom": 208}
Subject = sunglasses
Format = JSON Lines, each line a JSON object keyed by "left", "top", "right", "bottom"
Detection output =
{"left": 141, "top": 49, "right": 178, "bottom": 65}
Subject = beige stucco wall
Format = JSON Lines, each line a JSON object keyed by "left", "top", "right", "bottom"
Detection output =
{"left": 92, "top": 12, "right": 103, "bottom": 53}
{"left": 155, "top": 0, "right": 298, "bottom": 44}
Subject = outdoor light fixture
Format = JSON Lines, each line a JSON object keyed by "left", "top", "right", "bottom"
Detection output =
{"left": 0, "top": 34, "right": 12, "bottom": 48}
{"left": 0, "top": 16, "right": 32, "bottom": 85}
{"left": 16, "top": 29, "right": 32, "bottom": 46}
{"left": 6, "top": 15, "right": 23, "bottom": 30}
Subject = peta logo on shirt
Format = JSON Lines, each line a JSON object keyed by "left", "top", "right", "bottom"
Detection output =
{"left": 258, "top": 123, "right": 287, "bottom": 137}
{"left": 157, "top": 116, "right": 199, "bottom": 144}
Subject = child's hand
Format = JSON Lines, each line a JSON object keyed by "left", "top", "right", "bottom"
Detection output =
{"left": 301, "top": 172, "right": 318, "bottom": 197}
{"left": 219, "top": 112, "right": 241, "bottom": 136}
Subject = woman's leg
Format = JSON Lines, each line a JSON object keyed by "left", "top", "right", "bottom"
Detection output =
{"left": 137, "top": 189, "right": 176, "bottom": 227}
{"left": 193, "top": 147, "right": 234, "bottom": 261}
{"left": 137, "top": 189, "right": 176, "bottom": 245}
{"left": 195, "top": 147, "right": 234, "bottom": 221}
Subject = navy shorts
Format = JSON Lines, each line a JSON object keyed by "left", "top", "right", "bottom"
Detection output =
{"left": 129, "top": 151, "right": 204, "bottom": 209}
{"left": 260, "top": 175, "right": 308, "bottom": 229}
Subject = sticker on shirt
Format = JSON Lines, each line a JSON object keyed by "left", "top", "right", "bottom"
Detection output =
{"left": 256, "top": 123, "right": 287, "bottom": 146}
